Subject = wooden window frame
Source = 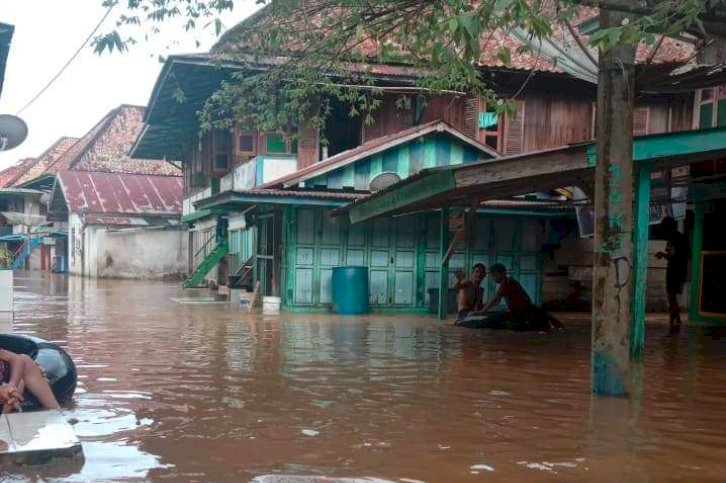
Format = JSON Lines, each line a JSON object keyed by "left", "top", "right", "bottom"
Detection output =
{"left": 235, "top": 129, "right": 258, "bottom": 157}
{"left": 477, "top": 100, "right": 505, "bottom": 152}
{"left": 212, "top": 129, "right": 233, "bottom": 173}
{"left": 263, "top": 132, "right": 298, "bottom": 155}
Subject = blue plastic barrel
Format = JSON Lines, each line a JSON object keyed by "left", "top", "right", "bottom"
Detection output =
{"left": 332, "top": 266, "right": 369, "bottom": 315}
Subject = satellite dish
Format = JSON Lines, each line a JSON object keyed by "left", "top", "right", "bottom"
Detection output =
{"left": 0, "top": 114, "right": 28, "bottom": 151}
{"left": 369, "top": 171, "right": 401, "bottom": 192}
{"left": 39, "top": 192, "right": 51, "bottom": 205}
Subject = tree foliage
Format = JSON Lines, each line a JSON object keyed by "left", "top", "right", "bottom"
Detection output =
{"left": 96, "top": 0, "right": 726, "bottom": 135}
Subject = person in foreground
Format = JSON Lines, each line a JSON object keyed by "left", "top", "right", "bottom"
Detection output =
{"left": 655, "top": 216, "right": 690, "bottom": 334}
{"left": 458, "top": 263, "right": 563, "bottom": 331}
{"left": 0, "top": 347, "right": 60, "bottom": 413}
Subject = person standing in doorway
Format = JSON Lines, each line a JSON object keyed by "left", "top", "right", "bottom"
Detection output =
{"left": 656, "top": 217, "right": 691, "bottom": 333}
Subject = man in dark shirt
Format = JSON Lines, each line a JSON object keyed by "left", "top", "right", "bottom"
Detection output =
{"left": 466, "top": 264, "right": 563, "bottom": 331}
{"left": 656, "top": 217, "right": 690, "bottom": 333}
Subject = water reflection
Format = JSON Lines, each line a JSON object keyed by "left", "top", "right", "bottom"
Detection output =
{"left": 2, "top": 272, "right": 725, "bottom": 482}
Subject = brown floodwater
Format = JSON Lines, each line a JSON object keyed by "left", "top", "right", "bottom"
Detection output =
{"left": 1, "top": 271, "right": 726, "bottom": 482}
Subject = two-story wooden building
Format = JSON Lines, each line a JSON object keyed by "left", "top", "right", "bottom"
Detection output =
{"left": 130, "top": 7, "right": 699, "bottom": 313}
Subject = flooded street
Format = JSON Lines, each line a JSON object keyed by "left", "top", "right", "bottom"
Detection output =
{"left": 2, "top": 271, "right": 726, "bottom": 482}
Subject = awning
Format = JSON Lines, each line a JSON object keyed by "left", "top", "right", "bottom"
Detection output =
{"left": 338, "top": 127, "right": 726, "bottom": 224}
{"left": 194, "top": 189, "right": 365, "bottom": 212}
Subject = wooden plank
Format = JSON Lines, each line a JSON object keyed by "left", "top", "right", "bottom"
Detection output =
{"left": 249, "top": 280, "right": 261, "bottom": 312}
{"left": 348, "top": 170, "right": 456, "bottom": 224}
{"left": 423, "top": 136, "right": 437, "bottom": 168}
{"left": 341, "top": 165, "right": 355, "bottom": 189}
{"left": 0, "top": 411, "right": 82, "bottom": 465}
{"left": 442, "top": 230, "right": 464, "bottom": 266}
{"left": 454, "top": 146, "right": 589, "bottom": 188}
{"left": 438, "top": 207, "right": 449, "bottom": 320}
{"left": 631, "top": 162, "right": 651, "bottom": 361}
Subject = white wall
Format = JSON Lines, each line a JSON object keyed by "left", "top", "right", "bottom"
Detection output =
{"left": 67, "top": 214, "right": 84, "bottom": 276}
{"left": 92, "top": 226, "right": 188, "bottom": 279}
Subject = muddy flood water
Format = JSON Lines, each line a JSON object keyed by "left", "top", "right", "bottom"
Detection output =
{"left": 2, "top": 272, "right": 726, "bottom": 482}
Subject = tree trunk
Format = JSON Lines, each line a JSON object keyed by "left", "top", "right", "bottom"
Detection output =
{"left": 591, "top": 7, "right": 637, "bottom": 396}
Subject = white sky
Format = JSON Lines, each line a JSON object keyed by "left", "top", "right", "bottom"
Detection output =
{"left": 0, "top": 0, "right": 260, "bottom": 170}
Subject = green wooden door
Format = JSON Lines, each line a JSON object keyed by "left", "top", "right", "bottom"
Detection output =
{"left": 369, "top": 217, "right": 391, "bottom": 306}
{"left": 392, "top": 216, "right": 416, "bottom": 306}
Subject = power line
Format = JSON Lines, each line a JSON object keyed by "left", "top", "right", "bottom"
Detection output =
{"left": 16, "top": 6, "right": 114, "bottom": 115}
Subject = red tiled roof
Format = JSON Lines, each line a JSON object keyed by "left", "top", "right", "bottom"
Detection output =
{"left": 14, "top": 137, "right": 78, "bottom": 185}
{"left": 0, "top": 158, "right": 37, "bottom": 188}
{"left": 46, "top": 105, "right": 181, "bottom": 177}
{"left": 260, "top": 120, "right": 497, "bottom": 189}
{"left": 214, "top": 4, "right": 695, "bottom": 75}
{"left": 57, "top": 171, "right": 183, "bottom": 216}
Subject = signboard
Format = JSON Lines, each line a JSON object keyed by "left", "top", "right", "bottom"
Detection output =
{"left": 42, "top": 237, "right": 55, "bottom": 246}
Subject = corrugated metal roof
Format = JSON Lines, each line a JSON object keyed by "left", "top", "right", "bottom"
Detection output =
{"left": 58, "top": 171, "right": 183, "bottom": 216}
{"left": 248, "top": 188, "right": 365, "bottom": 200}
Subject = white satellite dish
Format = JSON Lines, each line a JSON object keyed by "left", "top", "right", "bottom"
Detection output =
{"left": 0, "top": 114, "right": 28, "bottom": 151}
{"left": 369, "top": 171, "right": 401, "bottom": 192}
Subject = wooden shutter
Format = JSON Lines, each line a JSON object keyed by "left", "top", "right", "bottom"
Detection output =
{"left": 503, "top": 100, "right": 525, "bottom": 155}
{"left": 464, "top": 96, "right": 479, "bottom": 138}
{"left": 297, "top": 121, "right": 320, "bottom": 169}
{"left": 633, "top": 107, "right": 650, "bottom": 136}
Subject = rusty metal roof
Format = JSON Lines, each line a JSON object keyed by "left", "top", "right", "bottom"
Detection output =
{"left": 57, "top": 171, "right": 183, "bottom": 217}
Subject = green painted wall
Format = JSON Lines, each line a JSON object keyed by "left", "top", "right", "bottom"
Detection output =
{"left": 306, "top": 134, "right": 484, "bottom": 190}
{"left": 280, "top": 207, "right": 547, "bottom": 313}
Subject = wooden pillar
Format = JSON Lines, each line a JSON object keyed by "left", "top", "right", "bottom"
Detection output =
{"left": 689, "top": 201, "right": 705, "bottom": 322}
{"left": 438, "top": 207, "right": 449, "bottom": 320}
{"left": 591, "top": 8, "right": 636, "bottom": 397}
{"left": 630, "top": 162, "right": 651, "bottom": 360}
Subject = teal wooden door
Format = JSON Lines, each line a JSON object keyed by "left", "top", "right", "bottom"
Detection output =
{"left": 318, "top": 213, "right": 342, "bottom": 304}
{"left": 392, "top": 216, "right": 416, "bottom": 306}
{"left": 293, "top": 209, "right": 316, "bottom": 305}
{"left": 369, "top": 217, "right": 390, "bottom": 306}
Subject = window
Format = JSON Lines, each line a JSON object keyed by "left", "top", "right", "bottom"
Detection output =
{"left": 264, "top": 132, "right": 298, "bottom": 155}
{"left": 237, "top": 131, "right": 257, "bottom": 156}
{"left": 266, "top": 133, "right": 287, "bottom": 154}
{"left": 212, "top": 130, "right": 232, "bottom": 171}
{"left": 698, "top": 87, "right": 726, "bottom": 129}
{"left": 477, "top": 103, "right": 503, "bottom": 151}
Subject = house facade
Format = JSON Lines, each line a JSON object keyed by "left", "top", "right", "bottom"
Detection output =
{"left": 0, "top": 105, "right": 188, "bottom": 279}
{"left": 129, "top": 8, "right": 702, "bottom": 313}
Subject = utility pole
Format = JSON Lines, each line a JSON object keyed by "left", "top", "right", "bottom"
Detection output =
{"left": 591, "top": 7, "right": 637, "bottom": 396}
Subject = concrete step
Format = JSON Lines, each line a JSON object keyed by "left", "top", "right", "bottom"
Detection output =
{"left": 0, "top": 410, "right": 82, "bottom": 466}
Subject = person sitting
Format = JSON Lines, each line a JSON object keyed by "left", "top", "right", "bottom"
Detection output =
{"left": 453, "top": 263, "right": 487, "bottom": 322}
{"left": 465, "top": 263, "right": 563, "bottom": 331}
{"left": 0, "top": 347, "right": 60, "bottom": 413}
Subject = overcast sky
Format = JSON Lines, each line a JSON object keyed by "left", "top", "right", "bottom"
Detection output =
{"left": 0, "top": 0, "right": 260, "bottom": 170}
